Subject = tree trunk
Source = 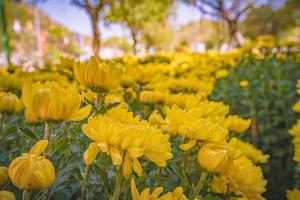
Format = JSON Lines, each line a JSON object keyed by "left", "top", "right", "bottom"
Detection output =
{"left": 227, "top": 20, "right": 244, "bottom": 47}
{"left": 130, "top": 28, "right": 138, "bottom": 55}
{"left": 90, "top": 10, "right": 100, "bottom": 58}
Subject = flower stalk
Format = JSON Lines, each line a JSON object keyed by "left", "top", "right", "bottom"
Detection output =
{"left": 190, "top": 171, "right": 208, "bottom": 199}
{"left": 0, "top": 113, "right": 3, "bottom": 135}
{"left": 22, "top": 190, "right": 31, "bottom": 200}
{"left": 111, "top": 166, "right": 123, "bottom": 200}
{"left": 43, "top": 121, "right": 52, "bottom": 157}
{"left": 80, "top": 165, "right": 91, "bottom": 200}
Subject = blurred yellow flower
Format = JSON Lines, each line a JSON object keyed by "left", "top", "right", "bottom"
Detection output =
{"left": 22, "top": 80, "right": 92, "bottom": 122}
{"left": 226, "top": 115, "right": 251, "bottom": 133}
{"left": 0, "top": 167, "right": 8, "bottom": 186}
{"left": 8, "top": 140, "right": 55, "bottom": 190}
{"left": 0, "top": 191, "right": 15, "bottom": 200}
{"left": 0, "top": 92, "right": 22, "bottom": 114}
{"left": 130, "top": 179, "right": 188, "bottom": 200}
{"left": 239, "top": 80, "right": 249, "bottom": 88}
{"left": 292, "top": 100, "right": 300, "bottom": 113}
{"left": 215, "top": 69, "right": 229, "bottom": 79}
{"left": 74, "top": 56, "right": 121, "bottom": 90}
{"left": 287, "top": 188, "right": 300, "bottom": 200}
{"left": 140, "top": 90, "right": 164, "bottom": 104}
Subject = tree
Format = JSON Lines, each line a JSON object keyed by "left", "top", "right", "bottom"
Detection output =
{"left": 107, "top": 0, "right": 172, "bottom": 55}
{"left": 72, "top": 0, "right": 111, "bottom": 58}
{"left": 185, "top": 0, "right": 254, "bottom": 46}
{"left": 241, "top": 0, "right": 300, "bottom": 41}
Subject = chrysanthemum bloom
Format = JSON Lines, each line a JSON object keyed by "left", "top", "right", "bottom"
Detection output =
{"left": 130, "top": 179, "right": 188, "bottom": 200}
{"left": 197, "top": 143, "right": 230, "bottom": 173}
{"left": 229, "top": 138, "right": 269, "bottom": 164}
{"left": 226, "top": 115, "right": 251, "bottom": 133}
{"left": 0, "top": 92, "right": 22, "bottom": 114}
{"left": 22, "top": 80, "right": 92, "bottom": 122}
{"left": 215, "top": 69, "right": 229, "bottom": 79}
{"left": 239, "top": 80, "right": 249, "bottom": 88}
{"left": 287, "top": 188, "right": 300, "bottom": 200}
{"left": 0, "top": 167, "right": 8, "bottom": 186}
{"left": 0, "top": 191, "right": 15, "bottom": 200}
{"left": 224, "top": 157, "right": 267, "bottom": 200}
{"left": 8, "top": 140, "right": 55, "bottom": 190}
{"left": 140, "top": 90, "right": 164, "bottom": 104}
{"left": 74, "top": 56, "right": 121, "bottom": 91}
{"left": 82, "top": 106, "right": 172, "bottom": 178}
{"left": 292, "top": 100, "right": 300, "bottom": 113}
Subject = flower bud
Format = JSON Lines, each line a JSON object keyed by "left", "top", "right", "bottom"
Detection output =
{"left": 8, "top": 140, "right": 55, "bottom": 190}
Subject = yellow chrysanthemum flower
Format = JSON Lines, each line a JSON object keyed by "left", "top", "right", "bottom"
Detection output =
{"left": 0, "top": 191, "right": 15, "bottom": 200}
{"left": 130, "top": 179, "right": 188, "bottom": 200}
{"left": 197, "top": 143, "right": 231, "bottom": 173}
{"left": 74, "top": 56, "right": 121, "bottom": 90}
{"left": 239, "top": 80, "right": 249, "bottom": 88}
{"left": 289, "top": 120, "right": 300, "bottom": 136}
{"left": 140, "top": 90, "right": 164, "bottom": 104}
{"left": 292, "top": 100, "right": 300, "bottom": 113}
{"left": 0, "top": 167, "right": 8, "bottom": 186}
{"left": 8, "top": 140, "right": 55, "bottom": 190}
{"left": 82, "top": 106, "right": 172, "bottom": 178}
{"left": 229, "top": 138, "right": 269, "bottom": 164}
{"left": 22, "top": 80, "right": 92, "bottom": 122}
{"left": 225, "top": 157, "right": 267, "bottom": 200}
{"left": 226, "top": 115, "right": 251, "bottom": 133}
{"left": 0, "top": 92, "right": 22, "bottom": 114}
{"left": 215, "top": 69, "right": 229, "bottom": 79}
{"left": 287, "top": 188, "right": 300, "bottom": 200}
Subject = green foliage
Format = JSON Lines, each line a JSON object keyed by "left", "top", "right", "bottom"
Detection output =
{"left": 211, "top": 49, "right": 300, "bottom": 200}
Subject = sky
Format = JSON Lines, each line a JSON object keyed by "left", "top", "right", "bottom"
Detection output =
{"left": 34, "top": 0, "right": 202, "bottom": 40}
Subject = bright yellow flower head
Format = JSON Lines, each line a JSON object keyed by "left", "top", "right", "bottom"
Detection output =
{"left": 149, "top": 110, "right": 165, "bottom": 127}
{"left": 197, "top": 143, "right": 230, "bottom": 173}
{"left": 22, "top": 80, "right": 92, "bottom": 122}
{"left": 130, "top": 179, "right": 188, "bottom": 200}
{"left": 0, "top": 92, "right": 22, "bottom": 114}
{"left": 8, "top": 140, "right": 55, "bottom": 190}
{"left": 0, "top": 191, "right": 15, "bottom": 200}
{"left": 287, "top": 188, "right": 300, "bottom": 200}
{"left": 292, "top": 100, "right": 300, "bottom": 113}
{"left": 0, "top": 167, "right": 8, "bottom": 186}
{"left": 82, "top": 106, "right": 172, "bottom": 178}
{"left": 289, "top": 120, "right": 300, "bottom": 136}
{"left": 239, "top": 80, "right": 249, "bottom": 88}
{"left": 229, "top": 138, "right": 269, "bottom": 164}
{"left": 226, "top": 115, "right": 251, "bottom": 133}
{"left": 225, "top": 157, "right": 267, "bottom": 200}
{"left": 215, "top": 69, "right": 229, "bottom": 79}
{"left": 140, "top": 90, "right": 164, "bottom": 104}
{"left": 74, "top": 56, "right": 121, "bottom": 90}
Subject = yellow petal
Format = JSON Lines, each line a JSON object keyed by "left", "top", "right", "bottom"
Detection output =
{"left": 123, "top": 153, "right": 132, "bottom": 179}
{"left": 110, "top": 147, "right": 123, "bottom": 165}
{"left": 131, "top": 179, "right": 140, "bottom": 200}
{"left": 151, "top": 187, "right": 163, "bottom": 198}
{"left": 84, "top": 142, "right": 101, "bottom": 165}
{"left": 179, "top": 139, "right": 197, "bottom": 151}
{"left": 67, "top": 105, "right": 92, "bottom": 121}
{"left": 132, "top": 158, "right": 142, "bottom": 177}
{"left": 140, "top": 188, "right": 150, "bottom": 200}
{"left": 29, "top": 140, "right": 48, "bottom": 155}
{"left": 128, "top": 147, "right": 144, "bottom": 158}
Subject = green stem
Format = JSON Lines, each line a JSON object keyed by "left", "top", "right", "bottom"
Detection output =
{"left": 81, "top": 165, "right": 91, "bottom": 200}
{"left": 0, "top": 113, "right": 3, "bottom": 135}
{"left": 43, "top": 121, "right": 52, "bottom": 157}
{"left": 180, "top": 151, "right": 190, "bottom": 191}
{"left": 22, "top": 190, "right": 31, "bottom": 200}
{"left": 190, "top": 172, "right": 208, "bottom": 199}
{"left": 111, "top": 166, "right": 123, "bottom": 200}
{"left": 94, "top": 91, "right": 105, "bottom": 114}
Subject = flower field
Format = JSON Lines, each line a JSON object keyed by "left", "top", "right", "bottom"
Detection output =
{"left": 0, "top": 37, "right": 300, "bottom": 200}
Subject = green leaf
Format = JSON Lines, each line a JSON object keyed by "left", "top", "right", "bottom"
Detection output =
{"left": 17, "top": 127, "right": 39, "bottom": 141}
